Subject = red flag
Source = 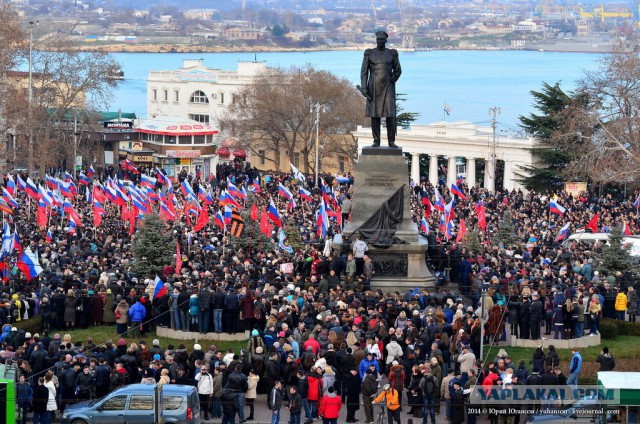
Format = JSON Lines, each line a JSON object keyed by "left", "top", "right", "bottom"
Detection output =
{"left": 250, "top": 203, "right": 259, "bottom": 221}
{"left": 585, "top": 213, "right": 598, "bottom": 233}
{"left": 93, "top": 208, "right": 103, "bottom": 228}
{"left": 456, "top": 219, "right": 467, "bottom": 243}
{"left": 194, "top": 206, "right": 209, "bottom": 232}
{"left": 424, "top": 198, "right": 432, "bottom": 219}
{"left": 128, "top": 207, "right": 137, "bottom": 235}
{"left": 259, "top": 209, "right": 272, "bottom": 236}
{"left": 36, "top": 205, "right": 48, "bottom": 227}
{"left": 176, "top": 242, "right": 183, "bottom": 273}
{"left": 475, "top": 202, "right": 487, "bottom": 230}
{"left": 623, "top": 221, "right": 633, "bottom": 236}
{"left": 121, "top": 205, "right": 130, "bottom": 221}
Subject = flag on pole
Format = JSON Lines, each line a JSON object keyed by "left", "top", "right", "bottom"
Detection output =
{"left": 623, "top": 222, "right": 633, "bottom": 236}
{"left": 278, "top": 227, "right": 294, "bottom": 254}
{"left": 214, "top": 211, "right": 226, "bottom": 231}
{"left": 476, "top": 202, "right": 487, "bottom": 230}
{"left": 585, "top": 213, "right": 599, "bottom": 233}
{"left": 153, "top": 275, "right": 168, "bottom": 299}
{"left": 229, "top": 209, "right": 245, "bottom": 237}
{"left": 555, "top": 222, "right": 571, "bottom": 242}
{"left": 290, "top": 162, "right": 306, "bottom": 183}
{"left": 549, "top": 197, "right": 566, "bottom": 215}
{"left": 268, "top": 200, "right": 282, "bottom": 228}
{"left": 444, "top": 102, "right": 451, "bottom": 116}
{"left": 456, "top": 219, "right": 467, "bottom": 243}
{"left": 17, "top": 247, "right": 43, "bottom": 280}
{"left": 450, "top": 183, "right": 467, "bottom": 200}
{"left": 420, "top": 218, "right": 429, "bottom": 233}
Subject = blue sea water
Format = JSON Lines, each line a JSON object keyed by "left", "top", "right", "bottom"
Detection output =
{"left": 110, "top": 50, "right": 601, "bottom": 129}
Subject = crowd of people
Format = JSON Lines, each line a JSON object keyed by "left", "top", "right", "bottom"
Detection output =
{"left": 0, "top": 160, "right": 639, "bottom": 423}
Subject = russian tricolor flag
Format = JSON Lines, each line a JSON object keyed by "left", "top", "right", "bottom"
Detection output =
{"left": 2, "top": 188, "right": 18, "bottom": 209}
{"left": 251, "top": 178, "right": 261, "bottom": 193}
{"left": 224, "top": 205, "right": 232, "bottom": 224}
{"left": 555, "top": 222, "right": 571, "bottom": 242}
{"left": 16, "top": 175, "right": 26, "bottom": 192}
{"left": 549, "top": 199, "right": 566, "bottom": 216}
{"left": 5, "top": 174, "right": 15, "bottom": 196}
{"left": 268, "top": 200, "right": 282, "bottom": 228}
{"left": 316, "top": 200, "right": 329, "bottom": 238}
{"left": 299, "top": 187, "right": 312, "bottom": 202}
{"left": 87, "top": 165, "right": 95, "bottom": 178}
{"left": 181, "top": 180, "right": 196, "bottom": 199}
{"left": 38, "top": 185, "right": 53, "bottom": 206}
{"left": 17, "top": 247, "right": 43, "bottom": 280}
{"left": 278, "top": 183, "right": 294, "bottom": 201}
{"left": 450, "top": 183, "right": 466, "bottom": 200}
{"left": 153, "top": 275, "right": 168, "bottom": 299}
{"left": 434, "top": 188, "right": 445, "bottom": 212}
{"left": 46, "top": 229, "right": 53, "bottom": 243}
{"left": 420, "top": 218, "right": 429, "bottom": 233}
{"left": 141, "top": 174, "right": 157, "bottom": 189}
{"left": 214, "top": 211, "right": 226, "bottom": 230}
{"left": 156, "top": 168, "right": 170, "bottom": 186}
{"left": 25, "top": 178, "right": 39, "bottom": 199}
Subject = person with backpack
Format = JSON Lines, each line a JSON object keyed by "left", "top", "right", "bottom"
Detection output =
{"left": 387, "top": 360, "right": 406, "bottom": 405}
{"left": 110, "top": 361, "right": 130, "bottom": 389}
{"left": 420, "top": 366, "right": 438, "bottom": 424}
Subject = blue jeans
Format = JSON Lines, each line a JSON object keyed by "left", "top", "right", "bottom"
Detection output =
{"left": 303, "top": 399, "right": 312, "bottom": 421}
{"left": 567, "top": 372, "right": 580, "bottom": 390}
{"left": 422, "top": 395, "right": 436, "bottom": 424}
{"left": 271, "top": 408, "right": 281, "bottom": 424}
{"left": 616, "top": 311, "right": 625, "bottom": 320}
{"left": 172, "top": 308, "right": 181, "bottom": 330}
{"left": 199, "top": 309, "right": 210, "bottom": 333}
{"left": 32, "top": 411, "right": 51, "bottom": 424}
{"left": 446, "top": 398, "right": 451, "bottom": 419}
{"left": 236, "top": 392, "right": 246, "bottom": 421}
{"left": 289, "top": 412, "right": 301, "bottom": 424}
{"left": 212, "top": 396, "right": 222, "bottom": 418}
{"left": 308, "top": 400, "right": 318, "bottom": 419}
{"left": 213, "top": 309, "right": 223, "bottom": 333}
{"left": 575, "top": 321, "right": 584, "bottom": 338}
{"left": 590, "top": 315, "right": 599, "bottom": 334}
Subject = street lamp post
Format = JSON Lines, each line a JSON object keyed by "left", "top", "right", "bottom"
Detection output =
{"left": 311, "top": 102, "right": 324, "bottom": 188}
{"left": 27, "top": 21, "right": 38, "bottom": 175}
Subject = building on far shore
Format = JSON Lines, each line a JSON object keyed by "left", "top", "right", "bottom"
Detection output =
{"left": 147, "top": 59, "right": 266, "bottom": 127}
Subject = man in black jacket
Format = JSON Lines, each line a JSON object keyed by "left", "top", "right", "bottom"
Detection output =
{"left": 198, "top": 287, "right": 211, "bottom": 333}
{"left": 224, "top": 288, "right": 240, "bottom": 334}
{"left": 344, "top": 367, "right": 362, "bottom": 423}
{"left": 529, "top": 293, "right": 544, "bottom": 340}
{"left": 225, "top": 364, "right": 249, "bottom": 423}
{"left": 361, "top": 369, "right": 378, "bottom": 424}
{"left": 32, "top": 377, "right": 50, "bottom": 424}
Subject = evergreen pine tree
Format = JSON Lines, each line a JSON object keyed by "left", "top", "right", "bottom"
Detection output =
{"left": 131, "top": 213, "right": 174, "bottom": 277}
{"left": 516, "top": 82, "right": 589, "bottom": 192}
{"left": 230, "top": 195, "right": 272, "bottom": 251}
{"left": 493, "top": 210, "right": 519, "bottom": 248}
{"left": 284, "top": 220, "right": 303, "bottom": 251}
{"left": 463, "top": 226, "right": 483, "bottom": 255}
{"left": 597, "top": 226, "right": 633, "bottom": 276}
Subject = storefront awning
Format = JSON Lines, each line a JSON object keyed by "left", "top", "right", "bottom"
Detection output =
{"left": 232, "top": 148, "right": 247, "bottom": 158}
{"left": 136, "top": 116, "right": 219, "bottom": 136}
{"left": 217, "top": 147, "right": 230, "bottom": 157}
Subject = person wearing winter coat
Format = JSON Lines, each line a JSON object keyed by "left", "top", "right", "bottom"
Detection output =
{"left": 387, "top": 361, "right": 406, "bottom": 405}
{"left": 75, "top": 366, "right": 95, "bottom": 401}
{"left": 318, "top": 386, "right": 342, "bottom": 424}
{"left": 268, "top": 380, "right": 284, "bottom": 423}
{"left": 211, "top": 367, "right": 224, "bottom": 419}
{"left": 245, "top": 370, "right": 259, "bottom": 421}
{"left": 358, "top": 352, "right": 380, "bottom": 379}
{"left": 450, "top": 381, "right": 466, "bottom": 424}
{"left": 195, "top": 365, "right": 214, "bottom": 420}
{"left": 115, "top": 299, "right": 130, "bottom": 335}
{"left": 361, "top": 369, "right": 378, "bottom": 424}
{"left": 596, "top": 346, "right": 616, "bottom": 371}
{"left": 63, "top": 291, "right": 78, "bottom": 330}
{"left": 343, "top": 368, "right": 361, "bottom": 423}
{"left": 102, "top": 290, "right": 116, "bottom": 324}
{"left": 614, "top": 289, "right": 628, "bottom": 321}
{"left": 16, "top": 374, "right": 32, "bottom": 424}
{"left": 128, "top": 298, "right": 147, "bottom": 338}
{"left": 286, "top": 384, "right": 303, "bottom": 424}
{"left": 385, "top": 336, "right": 403, "bottom": 368}
{"left": 188, "top": 294, "right": 199, "bottom": 331}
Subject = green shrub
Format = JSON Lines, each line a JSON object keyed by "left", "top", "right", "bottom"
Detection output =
{"left": 612, "top": 319, "right": 640, "bottom": 337}
{"left": 15, "top": 315, "right": 42, "bottom": 334}
{"left": 599, "top": 318, "right": 619, "bottom": 339}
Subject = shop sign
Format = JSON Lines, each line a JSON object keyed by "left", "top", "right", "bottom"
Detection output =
{"left": 564, "top": 182, "right": 587, "bottom": 197}
{"left": 133, "top": 155, "right": 152, "bottom": 162}
{"left": 179, "top": 158, "right": 191, "bottom": 165}
{"left": 167, "top": 150, "right": 201, "bottom": 158}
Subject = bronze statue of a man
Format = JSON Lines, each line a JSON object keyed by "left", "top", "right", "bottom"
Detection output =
{"left": 360, "top": 31, "right": 402, "bottom": 148}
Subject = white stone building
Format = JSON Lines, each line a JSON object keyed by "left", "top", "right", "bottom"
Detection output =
{"left": 353, "top": 121, "right": 537, "bottom": 193}
{"left": 147, "top": 59, "right": 266, "bottom": 126}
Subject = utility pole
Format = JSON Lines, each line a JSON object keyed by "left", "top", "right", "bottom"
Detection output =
{"left": 487, "top": 106, "right": 500, "bottom": 192}
{"left": 73, "top": 110, "right": 78, "bottom": 178}
{"left": 27, "top": 21, "right": 37, "bottom": 175}
{"left": 311, "top": 102, "right": 324, "bottom": 188}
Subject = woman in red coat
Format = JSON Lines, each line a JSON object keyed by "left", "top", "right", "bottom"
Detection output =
{"left": 318, "top": 386, "right": 342, "bottom": 424}
{"left": 241, "top": 290, "right": 255, "bottom": 331}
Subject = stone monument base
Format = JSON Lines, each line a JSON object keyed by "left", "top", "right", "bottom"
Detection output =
{"left": 367, "top": 237, "right": 436, "bottom": 291}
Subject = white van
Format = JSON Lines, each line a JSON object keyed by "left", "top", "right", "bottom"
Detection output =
{"left": 562, "top": 232, "right": 640, "bottom": 257}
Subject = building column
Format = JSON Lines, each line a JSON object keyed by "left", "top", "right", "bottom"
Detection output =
{"left": 447, "top": 156, "right": 457, "bottom": 187}
{"left": 411, "top": 153, "right": 420, "bottom": 186}
{"left": 466, "top": 157, "right": 476, "bottom": 187}
{"left": 503, "top": 160, "right": 513, "bottom": 192}
{"left": 484, "top": 158, "right": 496, "bottom": 193}
{"left": 429, "top": 154, "right": 439, "bottom": 186}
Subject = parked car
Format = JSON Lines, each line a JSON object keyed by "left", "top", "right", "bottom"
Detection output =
{"left": 60, "top": 384, "right": 201, "bottom": 424}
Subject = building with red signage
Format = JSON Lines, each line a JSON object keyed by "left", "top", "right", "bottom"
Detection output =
{"left": 133, "top": 116, "right": 220, "bottom": 179}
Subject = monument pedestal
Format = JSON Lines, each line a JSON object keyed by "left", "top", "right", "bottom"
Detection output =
{"left": 341, "top": 146, "right": 434, "bottom": 289}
